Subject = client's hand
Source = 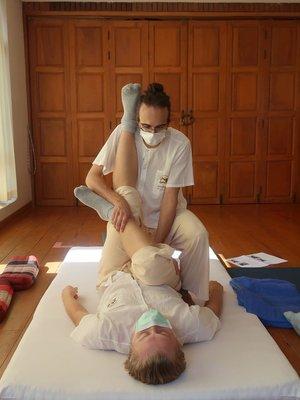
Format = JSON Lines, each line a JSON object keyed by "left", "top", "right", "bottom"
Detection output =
{"left": 62, "top": 285, "right": 79, "bottom": 300}
{"left": 111, "top": 196, "right": 132, "bottom": 232}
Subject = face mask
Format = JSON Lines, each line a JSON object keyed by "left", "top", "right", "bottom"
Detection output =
{"left": 135, "top": 309, "right": 172, "bottom": 332}
{"left": 139, "top": 129, "right": 167, "bottom": 146}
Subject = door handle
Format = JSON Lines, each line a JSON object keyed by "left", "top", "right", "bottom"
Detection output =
{"left": 187, "top": 110, "right": 195, "bottom": 126}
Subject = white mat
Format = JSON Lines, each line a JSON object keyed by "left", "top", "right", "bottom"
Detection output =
{"left": 0, "top": 247, "right": 299, "bottom": 400}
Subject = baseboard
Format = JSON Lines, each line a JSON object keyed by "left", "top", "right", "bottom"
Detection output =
{"left": 0, "top": 202, "right": 33, "bottom": 230}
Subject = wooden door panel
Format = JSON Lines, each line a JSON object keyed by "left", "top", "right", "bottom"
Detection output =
{"left": 28, "top": 18, "right": 74, "bottom": 206}
{"left": 69, "top": 20, "right": 109, "bottom": 189}
{"left": 267, "top": 117, "right": 293, "bottom": 155}
{"left": 153, "top": 73, "right": 181, "bottom": 113}
{"left": 193, "top": 73, "right": 220, "bottom": 112}
{"left": 39, "top": 119, "right": 66, "bottom": 157}
{"left": 110, "top": 21, "right": 148, "bottom": 129}
{"left": 265, "top": 161, "right": 293, "bottom": 198}
{"left": 37, "top": 73, "right": 65, "bottom": 112}
{"left": 270, "top": 25, "right": 297, "bottom": 67}
{"left": 232, "top": 25, "right": 259, "bottom": 67}
{"left": 78, "top": 119, "right": 104, "bottom": 157}
{"left": 76, "top": 74, "right": 104, "bottom": 112}
{"left": 192, "top": 118, "right": 219, "bottom": 156}
{"left": 149, "top": 21, "right": 187, "bottom": 135}
{"left": 232, "top": 73, "right": 258, "bottom": 111}
{"left": 261, "top": 20, "right": 299, "bottom": 202}
{"left": 192, "top": 26, "right": 220, "bottom": 67}
{"left": 193, "top": 161, "right": 219, "bottom": 199}
{"left": 75, "top": 26, "right": 103, "bottom": 67}
{"left": 36, "top": 25, "right": 64, "bottom": 66}
{"left": 153, "top": 26, "right": 181, "bottom": 67}
{"left": 229, "top": 162, "right": 256, "bottom": 199}
{"left": 114, "top": 27, "right": 143, "bottom": 67}
{"left": 269, "top": 72, "right": 295, "bottom": 111}
{"left": 41, "top": 163, "right": 69, "bottom": 199}
{"left": 230, "top": 118, "right": 257, "bottom": 156}
{"left": 188, "top": 21, "right": 227, "bottom": 204}
{"left": 225, "top": 21, "right": 263, "bottom": 204}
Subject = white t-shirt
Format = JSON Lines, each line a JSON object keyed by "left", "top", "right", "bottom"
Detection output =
{"left": 93, "top": 125, "right": 194, "bottom": 228}
{"left": 70, "top": 271, "right": 221, "bottom": 354}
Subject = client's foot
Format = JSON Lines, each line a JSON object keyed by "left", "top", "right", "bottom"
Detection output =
{"left": 120, "top": 83, "right": 141, "bottom": 134}
{"left": 74, "top": 186, "right": 113, "bottom": 221}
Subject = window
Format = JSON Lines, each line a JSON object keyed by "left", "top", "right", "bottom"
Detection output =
{"left": 0, "top": 0, "right": 17, "bottom": 208}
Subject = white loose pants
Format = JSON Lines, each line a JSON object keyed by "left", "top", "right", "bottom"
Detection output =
{"left": 98, "top": 187, "right": 209, "bottom": 303}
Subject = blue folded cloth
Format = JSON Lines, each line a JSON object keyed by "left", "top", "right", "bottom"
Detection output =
{"left": 230, "top": 277, "right": 300, "bottom": 328}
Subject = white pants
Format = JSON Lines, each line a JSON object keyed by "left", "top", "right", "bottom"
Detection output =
{"left": 98, "top": 187, "right": 209, "bottom": 303}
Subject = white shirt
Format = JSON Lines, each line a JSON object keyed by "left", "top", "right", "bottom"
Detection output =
{"left": 70, "top": 271, "right": 221, "bottom": 354}
{"left": 93, "top": 125, "right": 194, "bottom": 228}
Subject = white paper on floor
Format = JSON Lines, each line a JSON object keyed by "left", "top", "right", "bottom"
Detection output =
{"left": 227, "top": 252, "right": 287, "bottom": 268}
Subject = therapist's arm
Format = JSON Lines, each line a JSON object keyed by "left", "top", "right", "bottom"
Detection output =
{"left": 62, "top": 286, "right": 89, "bottom": 326}
{"left": 154, "top": 187, "right": 180, "bottom": 244}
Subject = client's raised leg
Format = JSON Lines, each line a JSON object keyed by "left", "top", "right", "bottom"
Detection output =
{"left": 74, "top": 83, "right": 140, "bottom": 221}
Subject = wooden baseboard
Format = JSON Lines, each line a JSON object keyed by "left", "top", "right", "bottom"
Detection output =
{"left": 0, "top": 202, "right": 33, "bottom": 230}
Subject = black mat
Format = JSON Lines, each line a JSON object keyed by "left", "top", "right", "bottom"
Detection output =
{"left": 227, "top": 267, "right": 300, "bottom": 291}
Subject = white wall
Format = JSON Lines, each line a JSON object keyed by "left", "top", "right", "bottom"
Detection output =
{"left": 0, "top": 0, "right": 32, "bottom": 223}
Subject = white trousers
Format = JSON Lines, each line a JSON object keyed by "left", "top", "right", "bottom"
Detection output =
{"left": 98, "top": 187, "right": 209, "bottom": 303}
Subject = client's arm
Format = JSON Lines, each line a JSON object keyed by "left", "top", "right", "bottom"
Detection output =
{"left": 62, "top": 286, "right": 89, "bottom": 326}
{"left": 205, "top": 281, "right": 223, "bottom": 318}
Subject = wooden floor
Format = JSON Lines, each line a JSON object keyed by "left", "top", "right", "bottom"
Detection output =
{"left": 0, "top": 203, "right": 299, "bottom": 377}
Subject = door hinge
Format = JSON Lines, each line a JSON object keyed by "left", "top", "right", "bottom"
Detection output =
{"left": 219, "top": 194, "right": 223, "bottom": 204}
{"left": 256, "top": 186, "right": 262, "bottom": 203}
{"left": 263, "top": 49, "right": 267, "bottom": 59}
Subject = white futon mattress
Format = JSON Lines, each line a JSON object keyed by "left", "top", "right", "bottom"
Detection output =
{"left": 0, "top": 247, "right": 299, "bottom": 400}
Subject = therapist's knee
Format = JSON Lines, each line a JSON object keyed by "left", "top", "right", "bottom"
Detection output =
{"left": 182, "top": 218, "right": 209, "bottom": 248}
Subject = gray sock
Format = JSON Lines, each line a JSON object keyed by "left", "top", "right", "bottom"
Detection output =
{"left": 74, "top": 186, "right": 113, "bottom": 221}
{"left": 120, "top": 83, "right": 141, "bottom": 134}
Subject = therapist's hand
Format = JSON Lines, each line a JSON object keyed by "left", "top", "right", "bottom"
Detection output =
{"left": 111, "top": 196, "right": 132, "bottom": 232}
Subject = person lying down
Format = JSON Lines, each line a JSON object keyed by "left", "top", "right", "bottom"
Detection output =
{"left": 62, "top": 83, "right": 224, "bottom": 385}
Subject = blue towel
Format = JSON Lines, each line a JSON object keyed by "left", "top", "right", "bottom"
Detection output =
{"left": 230, "top": 277, "right": 300, "bottom": 328}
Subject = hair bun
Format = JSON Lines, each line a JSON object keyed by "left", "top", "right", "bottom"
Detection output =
{"left": 147, "top": 83, "right": 164, "bottom": 94}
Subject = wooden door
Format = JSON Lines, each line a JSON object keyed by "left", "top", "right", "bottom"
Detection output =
{"left": 224, "top": 21, "right": 264, "bottom": 204}
{"left": 260, "top": 20, "right": 300, "bottom": 202}
{"left": 188, "top": 21, "right": 227, "bottom": 204}
{"left": 109, "top": 21, "right": 149, "bottom": 129}
{"left": 28, "top": 18, "right": 74, "bottom": 205}
{"left": 69, "top": 19, "right": 110, "bottom": 188}
{"left": 149, "top": 21, "right": 187, "bottom": 132}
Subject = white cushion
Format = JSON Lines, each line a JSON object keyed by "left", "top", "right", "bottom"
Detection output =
{"left": 0, "top": 247, "right": 299, "bottom": 400}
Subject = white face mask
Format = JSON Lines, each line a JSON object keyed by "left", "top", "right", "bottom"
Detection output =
{"left": 139, "top": 129, "right": 167, "bottom": 146}
{"left": 135, "top": 309, "right": 172, "bottom": 333}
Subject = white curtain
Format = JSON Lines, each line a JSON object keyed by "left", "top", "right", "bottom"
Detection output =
{"left": 0, "top": 0, "right": 17, "bottom": 203}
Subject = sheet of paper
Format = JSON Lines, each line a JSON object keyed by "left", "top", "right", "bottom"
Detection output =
{"left": 227, "top": 252, "right": 287, "bottom": 268}
{"left": 227, "top": 255, "right": 268, "bottom": 268}
{"left": 248, "top": 252, "right": 287, "bottom": 265}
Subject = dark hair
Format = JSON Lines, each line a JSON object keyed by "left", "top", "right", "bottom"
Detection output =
{"left": 139, "top": 83, "right": 171, "bottom": 121}
{"left": 124, "top": 345, "right": 186, "bottom": 385}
